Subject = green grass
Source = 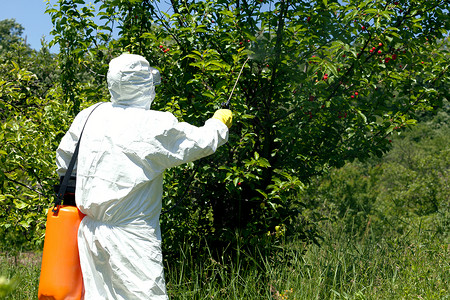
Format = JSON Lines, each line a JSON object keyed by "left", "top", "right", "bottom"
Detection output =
{"left": 0, "top": 252, "right": 40, "bottom": 299}
{"left": 164, "top": 229, "right": 449, "bottom": 300}
{"left": 1, "top": 229, "right": 448, "bottom": 299}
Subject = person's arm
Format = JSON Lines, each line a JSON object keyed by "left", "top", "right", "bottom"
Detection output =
{"left": 145, "top": 111, "right": 231, "bottom": 170}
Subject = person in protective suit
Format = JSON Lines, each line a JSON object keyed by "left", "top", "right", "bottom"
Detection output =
{"left": 56, "top": 53, "right": 232, "bottom": 299}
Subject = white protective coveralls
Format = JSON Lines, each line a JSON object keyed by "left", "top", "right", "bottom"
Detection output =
{"left": 56, "top": 53, "right": 229, "bottom": 299}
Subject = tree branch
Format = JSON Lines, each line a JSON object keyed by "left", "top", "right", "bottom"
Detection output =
{"left": 3, "top": 174, "right": 46, "bottom": 197}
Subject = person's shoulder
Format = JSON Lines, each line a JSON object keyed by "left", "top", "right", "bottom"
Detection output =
{"left": 117, "top": 108, "right": 178, "bottom": 128}
{"left": 77, "top": 102, "right": 108, "bottom": 117}
{"left": 148, "top": 110, "right": 177, "bottom": 121}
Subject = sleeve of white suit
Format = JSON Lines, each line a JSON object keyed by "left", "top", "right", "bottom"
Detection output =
{"left": 146, "top": 115, "right": 229, "bottom": 170}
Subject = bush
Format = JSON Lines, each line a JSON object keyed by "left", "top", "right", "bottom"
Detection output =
{"left": 300, "top": 104, "right": 450, "bottom": 241}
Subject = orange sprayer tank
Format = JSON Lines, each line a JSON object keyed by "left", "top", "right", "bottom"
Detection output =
{"left": 38, "top": 205, "right": 85, "bottom": 300}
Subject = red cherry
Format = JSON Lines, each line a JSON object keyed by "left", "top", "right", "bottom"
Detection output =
{"left": 378, "top": 50, "right": 382, "bottom": 54}
{"left": 355, "top": 92, "right": 359, "bottom": 96}
{"left": 379, "top": 42, "right": 383, "bottom": 46}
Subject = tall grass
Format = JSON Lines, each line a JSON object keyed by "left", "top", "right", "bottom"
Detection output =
{"left": 0, "top": 252, "right": 40, "bottom": 299}
{"left": 164, "top": 223, "right": 448, "bottom": 300}
{"left": 1, "top": 226, "right": 448, "bottom": 299}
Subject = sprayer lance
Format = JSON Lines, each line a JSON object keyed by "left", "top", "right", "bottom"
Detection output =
{"left": 221, "top": 57, "right": 250, "bottom": 109}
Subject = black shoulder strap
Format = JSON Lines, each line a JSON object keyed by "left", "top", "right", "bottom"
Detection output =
{"left": 53, "top": 103, "right": 104, "bottom": 212}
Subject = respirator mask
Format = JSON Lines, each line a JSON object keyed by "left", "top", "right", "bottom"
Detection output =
{"left": 150, "top": 67, "right": 161, "bottom": 86}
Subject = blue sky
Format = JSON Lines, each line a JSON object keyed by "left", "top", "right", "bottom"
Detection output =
{"left": 0, "top": 0, "right": 56, "bottom": 51}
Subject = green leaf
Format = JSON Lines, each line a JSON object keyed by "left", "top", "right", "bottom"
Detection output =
{"left": 13, "top": 199, "right": 28, "bottom": 210}
{"left": 356, "top": 110, "right": 367, "bottom": 123}
{"left": 254, "top": 152, "right": 260, "bottom": 160}
{"left": 258, "top": 158, "right": 271, "bottom": 168}
{"left": 256, "top": 189, "right": 268, "bottom": 199}
{"left": 324, "top": 60, "right": 338, "bottom": 76}
{"left": 365, "top": 9, "right": 378, "bottom": 14}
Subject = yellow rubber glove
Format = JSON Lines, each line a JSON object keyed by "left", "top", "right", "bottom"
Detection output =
{"left": 212, "top": 109, "right": 233, "bottom": 128}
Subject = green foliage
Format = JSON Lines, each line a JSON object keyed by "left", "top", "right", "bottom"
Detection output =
{"left": 45, "top": 0, "right": 112, "bottom": 113}
{"left": 0, "top": 253, "right": 40, "bottom": 299}
{"left": 0, "top": 14, "right": 112, "bottom": 251}
{"left": 0, "top": 64, "right": 67, "bottom": 250}
{"left": 0, "top": 19, "right": 28, "bottom": 54}
{"left": 300, "top": 102, "right": 450, "bottom": 240}
{"left": 42, "top": 0, "right": 449, "bottom": 257}
{"left": 0, "top": 276, "right": 18, "bottom": 298}
{"left": 0, "top": 21, "right": 72, "bottom": 251}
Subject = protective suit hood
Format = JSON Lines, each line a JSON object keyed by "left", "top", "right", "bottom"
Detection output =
{"left": 107, "top": 53, "right": 159, "bottom": 110}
